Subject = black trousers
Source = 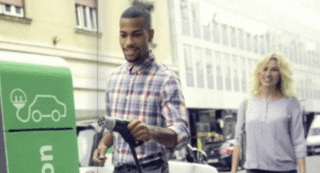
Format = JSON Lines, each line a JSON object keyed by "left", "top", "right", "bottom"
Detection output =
{"left": 247, "top": 169, "right": 297, "bottom": 173}
{"left": 113, "top": 159, "right": 169, "bottom": 173}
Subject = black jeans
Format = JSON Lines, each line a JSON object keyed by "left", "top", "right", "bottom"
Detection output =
{"left": 247, "top": 169, "right": 297, "bottom": 173}
{"left": 113, "top": 159, "right": 169, "bottom": 173}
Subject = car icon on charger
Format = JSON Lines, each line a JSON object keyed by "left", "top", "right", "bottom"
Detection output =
{"left": 28, "top": 95, "right": 67, "bottom": 122}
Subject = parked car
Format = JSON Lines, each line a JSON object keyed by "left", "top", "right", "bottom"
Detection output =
{"left": 186, "top": 144, "right": 208, "bottom": 164}
{"left": 203, "top": 141, "right": 224, "bottom": 166}
{"left": 307, "top": 115, "right": 320, "bottom": 156}
{"left": 219, "top": 139, "right": 235, "bottom": 169}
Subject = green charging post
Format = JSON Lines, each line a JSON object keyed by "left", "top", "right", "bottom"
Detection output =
{"left": 0, "top": 51, "right": 79, "bottom": 173}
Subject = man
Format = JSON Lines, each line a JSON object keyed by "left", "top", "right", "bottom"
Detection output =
{"left": 92, "top": 5, "right": 190, "bottom": 173}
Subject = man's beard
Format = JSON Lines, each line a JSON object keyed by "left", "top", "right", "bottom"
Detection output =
{"left": 125, "top": 54, "right": 141, "bottom": 63}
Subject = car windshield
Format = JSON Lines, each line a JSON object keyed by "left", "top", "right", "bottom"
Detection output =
{"left": 220, "top": 141, "right": 233, "bottom": 148}
{"left": 309, "top": 128, "right": 320, "bottom": 136}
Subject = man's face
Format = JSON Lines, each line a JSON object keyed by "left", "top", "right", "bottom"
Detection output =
{"left": 119, "top": 17, "right": 154, "bottom": 66}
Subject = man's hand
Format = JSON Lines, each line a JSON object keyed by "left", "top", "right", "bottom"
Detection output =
{"left": 92, "top": 143, "right": 108, "bottom": 166}
{"left": 127, "top": 119, "right": 151, "bottom": 142}
{"left": 127, "top": 119, "right": 178, "bottom": 148}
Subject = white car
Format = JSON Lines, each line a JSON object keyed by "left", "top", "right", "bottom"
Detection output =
{"left": 307, "top": 115, "right": 320, "bottom": 155}
{"left": 77, "top": 120, "right": 218, "bottom": 173}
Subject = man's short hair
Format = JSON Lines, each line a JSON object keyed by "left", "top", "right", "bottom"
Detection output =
{"left": 121, "top": 5, "right": 151, "bottom": 30}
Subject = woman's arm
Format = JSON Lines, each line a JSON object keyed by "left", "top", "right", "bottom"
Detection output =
{"left": 231, "top": 100, "right": 247, "bottom": 173}
{"left": 290, "top": 99, "right": 307, "bottom": 173}
{"left": 296, "top": 157, "right": 306, "bottom": 173}
{"left": 231, "top": 145, "right": 241, "bottom": 173}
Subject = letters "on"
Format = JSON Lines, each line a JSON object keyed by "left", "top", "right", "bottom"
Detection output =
{"left": 40, "top": 145, "right": 54, "bottom": 173}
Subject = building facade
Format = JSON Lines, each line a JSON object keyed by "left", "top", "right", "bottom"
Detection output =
{"left": 0, "top": 0, "right": 176, "bottom": 121}
{"left": 1, "top": 0, "right": 319, "bottom": 150}
{"left": 169, "top": 0, "right": 320, "bottom": 148}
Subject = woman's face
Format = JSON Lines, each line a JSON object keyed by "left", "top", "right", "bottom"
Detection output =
{"left": 259, "top": 59, "right": 281, "bottom": 89}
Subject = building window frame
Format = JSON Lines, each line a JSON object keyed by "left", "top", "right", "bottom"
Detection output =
{"left": 195, "top": 47, "right": 204, "bottom": 88}
{"left": 76, "top": 4, "right": 97, "bottom": 32}
{"left": 180, "top": 0, "right": 190, "bottom": 36}
{"left": 0, "top": 3, "right": 3, "bottom": 14}
{"left": 0, "top": 3, "right": 24, "bottom": 17}
{"left": 205, "top": 49, "right": 214, "bottom": 89}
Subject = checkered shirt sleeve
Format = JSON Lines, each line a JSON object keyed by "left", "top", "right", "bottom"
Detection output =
{"left": 160, "top": 75, "right": 190, "bottom": 150}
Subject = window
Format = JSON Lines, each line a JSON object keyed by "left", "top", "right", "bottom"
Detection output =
{"left": 265, "top": 32, "right": 271, "bottom": 53}
{"left": 296, "top": 42, "right": 301, "bottom": 65}
{"left": 205, "top": 49, "right": 214, "bottom": 89}
{"left": 307, "top": 50, "right": 312, "bottom": 67}
{"left": 299, "top": 42, "right": 306, "bottom": 66}
{"left": 228, "top": 13, "right": 236, "bottom": 48}
{"left": 317, "top": 75, "right": 320, "bottom": 100}
{"left": 232, "top": 55, "right": 239, "bottom": 92}
{"left": 212, "top": 21, "right": 220, "bottom": 43}
{"left": 288, "top": 45, "right": 294, "bottom": 62}
{"left": 259, "top": 35, "right": 265, "bottom": 55}
{"left": 240, "top": 57, "right": 247, "bottom": 93}
{"left": 291, "top": 40, "right": 298, "bottom": 64}
{"left": 215, "top": 51, "right": 223, "bottom": 90}
{"left": 248, "top": 58, "right": 254, "bottom": 75}
{"left": 184, "top": 44, "right": 194, "bottom": 87}
{"left": 258, "top": 23, "right": 268, "bottom": 55}
{"left": 246, "top": 32, "right": 252, "bottom": 52}
{"left": 211, "top": 7, "right": 221, "bottom": 44}
{"left": 271, "top": 33, "right": 276, "bottom": 52}
{"left": 313, "top": 50, "right": 318, "bottom": 69}
{"left": 284, "top": 47, "right": 289, "bottom": 59}
{"left": 312, "top": 73, "right": 317, "bottom": 100}
{"left": 195, "top": 47, "right": 204, "bottom": 88}
{"left": 299, "top": 78, "right": 305, "bottom": 99}
{"left": 230, "top": 26, "right": 236, "bottom": 48}
{"left": 180, "top": 0, "right": 190, "bottom": 36}
{"left": 313, "top": 51, "right": 317, "bottom": 68}
{"left": 75, "top": 0, "right": 97, "bottom": 31}
{"left": 222, "top": 24, "right": 228, "bottom": 46}
{"left": 203, "top": 24, "right": 210, "bottom": 42}
{"left": 242, "top": 17, "right": 252, "bottom": 52}
{"left": 317, "top": 47, "right": 320, "bottom": 69}
{"left": 306, "top": 78, "right": 312, "bottom": 99}
{"left": 278, "top": 43, "right": 283, "bottom": 54}
{"left": 191, "top": 1, "right": 201, "bottom": 38}
{"left": 236, "top": 15, "right": 245, "bottom": 50}
{"left": 238, "top": 28, "right": 244, "bottom": 49}
{"left": 0, "top": 0, "right": 24, "bottom": 17}
{"left": 224, "top": 54, "right": 231, "bottom": 91}
{"left": 180, "top": 0, "right": 188, "bottom": 19}
{"left": 309, "top": 128, "right": 320, "bottom": 136}
{"left": 253, "top": 35, "right": 258, "bottom": 54}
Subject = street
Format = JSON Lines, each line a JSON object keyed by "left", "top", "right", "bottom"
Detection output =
{"left": 219, "top": 155, "right": 320, "bottom": 173}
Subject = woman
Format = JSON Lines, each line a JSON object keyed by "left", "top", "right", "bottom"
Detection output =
{"left": 231, "top": 53, "right": 306, "bottom": 173}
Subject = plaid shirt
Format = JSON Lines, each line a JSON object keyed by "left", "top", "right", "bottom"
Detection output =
{"left": 106, "top": 52, "right": 190, "bottom": 166}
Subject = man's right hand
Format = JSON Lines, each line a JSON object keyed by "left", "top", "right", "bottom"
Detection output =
{"left": 92, "top": 144, "right": 108, "bottom": 166}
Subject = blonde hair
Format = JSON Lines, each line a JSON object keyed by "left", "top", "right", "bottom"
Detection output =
{"left": 250, "top": 52, "right": 296, "bottom": 98}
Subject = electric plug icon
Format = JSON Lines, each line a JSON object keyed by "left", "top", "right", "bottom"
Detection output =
{"left": 10, "top": 89, "right": 27, "bottom": 109}
{"left": 10, "top": 88, "right": 30, "bottom": 123}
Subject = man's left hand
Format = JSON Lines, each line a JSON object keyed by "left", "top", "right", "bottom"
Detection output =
{"left": 127, "top": 119, "right": 152, "bottom": 142}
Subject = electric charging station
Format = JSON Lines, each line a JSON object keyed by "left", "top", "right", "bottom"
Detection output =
{"left": 0, "top": 51, "right": 79, "bottom": 173}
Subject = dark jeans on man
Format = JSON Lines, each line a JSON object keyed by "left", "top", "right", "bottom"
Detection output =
{"left": 246, "top": 169, "right": 297, "bottom": 173}
{"left": 113, "top": 158, "right": 169, "bottom": 173}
